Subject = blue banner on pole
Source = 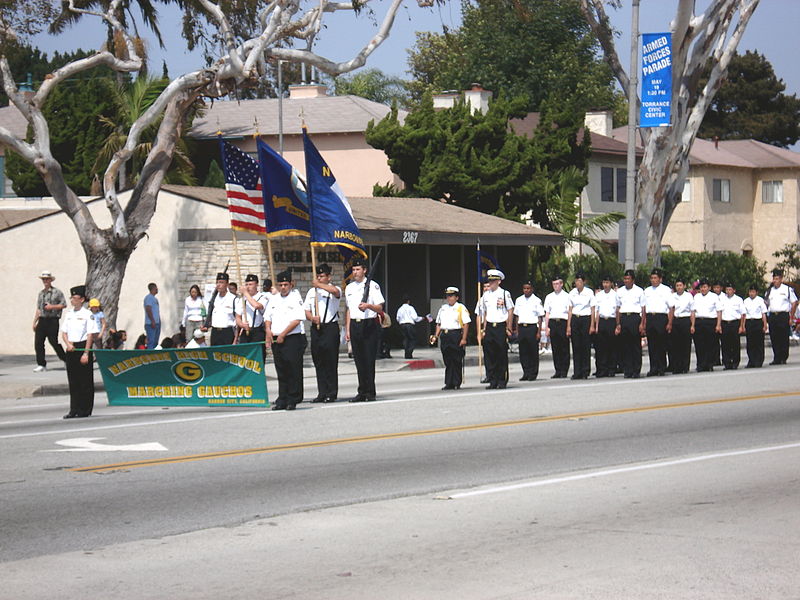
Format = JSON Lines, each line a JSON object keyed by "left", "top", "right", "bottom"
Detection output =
{"left": 640, "top": 32, "right": 672, "bottom": 127}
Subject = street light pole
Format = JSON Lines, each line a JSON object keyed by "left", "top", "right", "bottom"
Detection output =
{"left": 625, "top": 0, "right": 640, "bottom": 270}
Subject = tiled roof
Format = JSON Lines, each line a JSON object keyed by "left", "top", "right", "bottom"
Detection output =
{"left": 0, "top": 104, "right": 28, "bottom": 139}
{"left": 189, "top": 95, "right": 406, "bottom": 139}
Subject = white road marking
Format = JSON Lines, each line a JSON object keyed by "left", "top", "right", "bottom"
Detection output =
{"left": 447, "top": 441, "right": 800, "bottom": 499}
{"left": 45, "top": 437, "right": 168, "bottom": 452}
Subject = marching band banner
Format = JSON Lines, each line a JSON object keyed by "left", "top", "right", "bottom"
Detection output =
{"left": 95, "top": 343, "right": 269, "bottom": 408}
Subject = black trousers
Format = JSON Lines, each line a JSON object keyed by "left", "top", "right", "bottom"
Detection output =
{"left": 351, "top": 319, "right": 379, "bottom": 397}
{"left": 669, "top": 317, "right": 692, "bottom": 374}
{"left": 570, "top": 315, "right": 591, "bottom": 378}
{"left": 768, "top": 312, "right": 791, "bottom": 364}
{"left": 549, "top": 318, "right": 570, "bottom": 377}
{"left": 440, "top": 330, "right": 465, "bottom": 388}
{"left": 484, "top": 322, "right": 509, "bottom": 387}
{"left": 745, "top": 319, "right": 765, "bottom": 368}
{"left": 272, "top": 333, "right": 307, "bottom": 408}
{"left": 401, "top": 323, "right": 416, "bottom": 359}
{"left": 517, "top": 324, "right": 540, "bottom": 380}
{"left": 310, "top": 322, "right": 340, "bottom": 399}
{"left": 721, "top": 320, "right": 742, "bottom": 369}
{"left": 65, "top": 341, "right": 94, "bottom": 417}
{"left": 594, "top": 317, "right": 617, "bottom": 377}
{"left": 645, "top": 313, "right": 669, "bottom": 375}
{"left": 619, "top": 313, "right": 642, "bottom": 377}
{"left": 35, "top": 317, "right": 66, "bottom": 367}
{"left": 210, "top": 327, "right": 235, "bottom": 346}
{"left": 239, "top": 326, "right": 267, "bottom": 362}
{"left": 694, "top": 317, "right": 717, "bottom": 371}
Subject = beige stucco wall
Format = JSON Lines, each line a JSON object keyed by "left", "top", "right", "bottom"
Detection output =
{"left": 752, "top": 171, "right": 800, "bottom": 261}
{"left": 236, "top": 132, "right": 402, "bottom": 197}
{"left": 2, "top": 191, "right": 225, "bottom": 356}
{"left": 662, "top": 174, "right": 706, "bottom": 252}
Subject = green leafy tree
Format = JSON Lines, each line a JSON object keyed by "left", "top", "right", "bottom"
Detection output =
{"left": 772, "top": 243, "right": 800, "bottom": 282}
{"left": 407, "top": 0, "right": 618, "bottom": 113}
{"left": 203, "top": 159, "right": 225, "bottom": 188}
{"left": 6, "top": 76, "right": 116, "bottom": 195}
{"left": 698, "top": 51, "right": 800, "bottom": 148}
{"left": 334, "top": 68, "right": 410, "bottom": 107}
{"left": 633, "top": 251, "right": 767, "bottom": 293}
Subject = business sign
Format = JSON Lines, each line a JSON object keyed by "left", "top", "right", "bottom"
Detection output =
{"left": 640, "top": 32, "right": 672, "bottom": 127}
{"left": 95, "top": 343, "right": 268, "bottom": 407}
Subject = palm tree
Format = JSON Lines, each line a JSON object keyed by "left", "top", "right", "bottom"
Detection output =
{"left": 545, "top": 166, "right": 623, "bottom": 256}
{"left": 94, "top": 75, "right": 197, "bottom": 189}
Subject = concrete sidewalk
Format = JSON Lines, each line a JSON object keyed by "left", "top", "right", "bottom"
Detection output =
{"left": 0, "top": 344, "right": 530, "bottom": 399}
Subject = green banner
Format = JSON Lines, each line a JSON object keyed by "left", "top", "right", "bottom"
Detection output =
{"left": 95, "top": 343, "right": 269, "bottom": 407}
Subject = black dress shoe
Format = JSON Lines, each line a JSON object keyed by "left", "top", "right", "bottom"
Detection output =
{"left": 286, "top": 404, "right": 296, "bottom": 411}
{"left": 519, "top": 376, "right": 528, "bottom": 381}
{"left": 442, "top": 385, "right": 455, "bottom": 390}
{"left": 570, "top": 374, "right": 581, "bottom": 380}
{"left": 271, "top": 405, "right": 285, "bottom": 411}
{"left": 550, "top": 374, "right": 561, "bottom": 379}
{"left": 311, "top": 396, "right": 325, "bottom": 403}
{"left": 480, "top": 378, "right": 489, "bottom": 384}
{"left": 324, "top": 397, "right": 337, "bottom": 403}
{"left": 349, "top": 395, "right": 365, "bottom": 403}
{"left": 62, "top": 413, "right": 77, "bottom": 419}
{"left": 365, "top": 395, "right": 377, "bottom": 402}
{"left": 496, "top": 383, "right": 507, "bottom": 389}
{"left": 486, "top": 384, "right": 497, "bottom": 390}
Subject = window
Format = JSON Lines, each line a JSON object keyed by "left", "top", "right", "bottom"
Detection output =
{"left": 601, "top": 167, "right": 614, "bottom": 202}
{"left": 681, "top": 179, "right": 691, "bottom": 202}
{"left": 762, "top": 180, "right": 783, "bottom": 204}
{"left": 601, "top": 166, "right": 627, "bottom": 202}
{"left": 712, "top": 178, "right": 730, "bottom": 203}
{"left": 616, "top": 168, "right": 627, "bottom": 202}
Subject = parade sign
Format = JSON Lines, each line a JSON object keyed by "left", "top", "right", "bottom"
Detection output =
{"left": 640, "top": 32, "right": 672, "bottom": 127}
{"left": 95, "top": 343, "right": 268, "bottom": 407}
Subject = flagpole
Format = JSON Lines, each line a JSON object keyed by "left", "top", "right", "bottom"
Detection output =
{"left": 232, "top": 229, "right": 244, "bottom": 288}
{"left": 310, "top": 245, "right": 320, "bottom": 330}
{"left": 266, "top": 238, "right": 276, "bottom": 286}
{"left": 476, "top": 239, "right": 483, "bottom": 378}
{"left": 302, "top": 119, "right": 321, "bottom": 330}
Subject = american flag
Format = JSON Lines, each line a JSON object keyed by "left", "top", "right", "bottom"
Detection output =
{"left": 219, "top": 140, "right": 266, "bottom": 235}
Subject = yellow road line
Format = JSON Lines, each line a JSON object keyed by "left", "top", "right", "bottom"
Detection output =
{"left": 71, "top": 390, "right": 800, "bottom": 473}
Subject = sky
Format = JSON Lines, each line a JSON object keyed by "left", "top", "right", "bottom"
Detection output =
{"left": 31, "top": 1, "right": 799, "bottom": 98}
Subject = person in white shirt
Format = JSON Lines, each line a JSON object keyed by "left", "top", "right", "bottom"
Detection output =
{"left": 185, "top": 328, "right": 208, "bottom": 348}
{"left": 719, "top": 283, "right": 746, "bottom": 370}
{"left": 477, "top": 269, "right": 514, "bottom": 389}
{"left": 265, "top": 270, "right": 307, "bottom": 411}
{"left": 396, "top": 295, "right": 425, "bottom": 359}
{"left": 591, "top": 274, "right": 619, "bottom": 378}
{"left": 544, "top": 275, "right": 571, "bottom": 378}
{"left": 567, "top": 273, "right": 594, "bottom": 379}
{"left": 514, "top": 280, "right": 544, "bottom": 381}
{"left": 690, "top": 278, "right": 722, "bottom": 372}
{"left": 643, "top": 268, "right": 675, "bottom": 377}
{"left": 345, "top": 257, "right": 385, "bottom": 402}
{"left": 433, "top": 287, "right": 471, "bottom": 390}
{"left": 765, "top": 268, "right": 799, "bottom": 365}
{"left": 615, "top": 269, "right": 646, "bottom": 378}
{"left": 743, "top": 284, "right": 768, "bottom": 368}
{"left": 204, "top": 272, "right": 237, "bottom": 346}
{"left": 475, "top": 281, "right": 491, "bottom": 383}
{"left": 60, "top": 285, "right": 100, "bottom": 419}
{"left": 304, "top": 263, "right": 342, "bottom": 403}
{"left": 669, "top": 278, "right": 694, "bottom": 374}
{"left": 181, "top": 285, "right": 206, "bottom": 343}
{"left": 235, "top": 274, "right": 269, "bottom": 362}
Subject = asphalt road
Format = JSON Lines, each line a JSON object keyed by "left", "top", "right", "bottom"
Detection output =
{"left": 2, "top": 358, "right": 799, "bottom": 598}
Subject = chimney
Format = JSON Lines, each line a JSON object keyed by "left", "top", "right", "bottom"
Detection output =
{"left": 288, "top": 83, "right": 328, "bottom": 99}
{"left": 432, "top": 90, "right": 459, "bottom": 110}
{"left": 463, "top": 83, "right": 491, "bottom": 114}
{"left": 584, "top": 110, "right": 613, "bottom": 137}
{"left": 19, "top": 72, "right": 34, "bottom": 102}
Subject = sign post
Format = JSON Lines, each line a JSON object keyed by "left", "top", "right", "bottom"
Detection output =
{"left": 640, "top": 32, "right": 673, "bottom": 128}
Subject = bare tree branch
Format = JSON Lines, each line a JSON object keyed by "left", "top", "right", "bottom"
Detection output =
{"left": 580, "top": 0, "right": 630, "bottom": 95}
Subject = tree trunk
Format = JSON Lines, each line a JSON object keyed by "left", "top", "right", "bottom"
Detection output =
{"left": 84, "top": 236, "right": 136, "bottom": 339}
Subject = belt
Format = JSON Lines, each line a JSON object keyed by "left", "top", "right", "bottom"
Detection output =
{"left": 770, "top": 311, "right": 789, "bottom": 315}
{"left": 441, "top": 328, "right": 459, "bottom": 334}
{"left": 620, "top": 312, "right": 640, "bottom": 315}
{"left": 487, "top": 322, "right": 505, "bottom": 327}
{"left": 696, "top": 316, "right": 716, "bottom": 320}
{"left": 548, "top": 317, "right": 566, "bottom": 322}
{"left": 518, "top": 323, "right": 538, "bottom": 327}
{"left": 599, "top": 316, "right": 615, "bottom": 320}
{"left": 674, "top": 315, "right": 690, "bottom": 319}
{"left": 212, "top": 326, "right": 233, "bottom": 331}
{"left": 572, "top": 314, "right": 591, "bottom": 318}
{"left": 646, "top": 312, "right": 668, "bottom": 316}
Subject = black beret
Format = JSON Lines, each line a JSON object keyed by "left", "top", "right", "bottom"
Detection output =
{"left": 316, "top": 263, "right": 332, "bottom": 275}
{"left": 574, "top": 272, "right": 586, "bottom": 281}
{"left": 601, "top": 274, "right": 613, "bottom": 282}
{"left": 351, "top": 257, "right": 367, "bottom": 268}
{"left": 216, "top": 272, "right": 229, "bottom": 282}
{"left": 70, "top": 285, "right": 86, "bottom": 298}
{"left": 698, "top": 278, "right": 709, "bottom": 286}
{"left": 276, "top": 270, "right": 292, "bottom": 283}
{"left": 651, "top": 268, "right": 664, "bottom": 278}
{"left": 245, "top": 273, "right": 259, "bottom": 283}
{"left": 623, "top": 269, "right": 635, "bottom": 278}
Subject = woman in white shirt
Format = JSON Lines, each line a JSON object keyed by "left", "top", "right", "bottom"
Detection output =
{"left": 182, "top": 285, "right": 206, "bottom": 342}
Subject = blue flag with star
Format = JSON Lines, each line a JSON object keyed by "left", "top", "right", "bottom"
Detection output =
{"left": 302, "top": 127, "right": 367, "bottom": 267}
